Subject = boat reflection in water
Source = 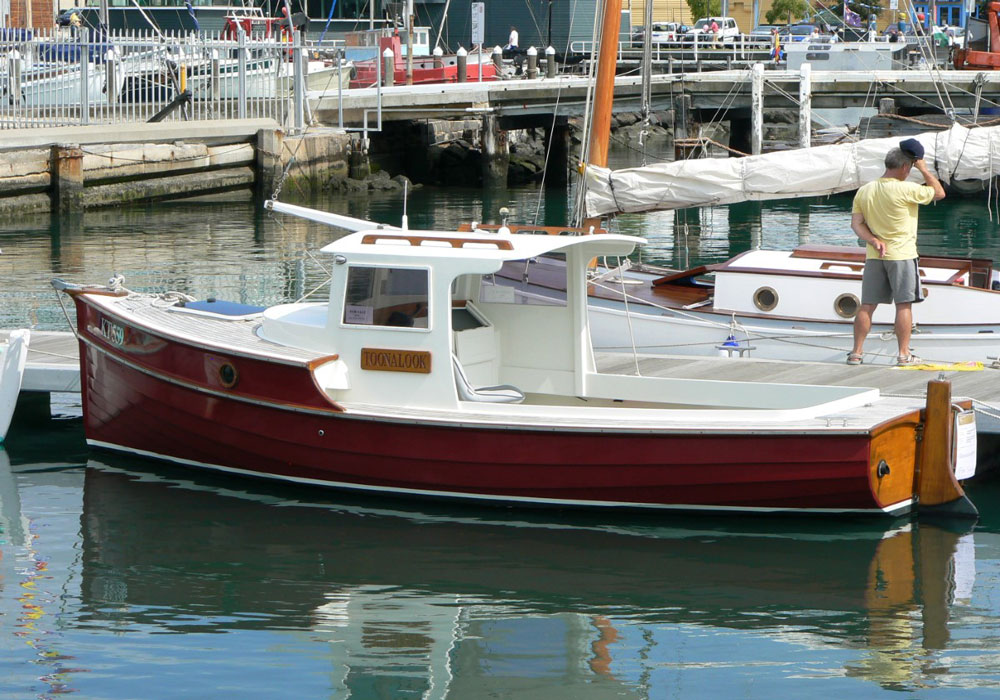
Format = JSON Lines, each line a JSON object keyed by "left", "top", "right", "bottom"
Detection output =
{"left": 71, "top": 455, "right": 984, "bottom": 695}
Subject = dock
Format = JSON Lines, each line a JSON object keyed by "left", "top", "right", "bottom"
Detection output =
{"left": 1, "top": 330, "right": 80, "bottom": 394}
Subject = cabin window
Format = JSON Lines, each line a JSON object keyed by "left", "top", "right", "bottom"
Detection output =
{"left": 833, "top": 293, "right": 860, "bottom": 319}
{"left": 343, "top": 265, "right": 430, "bottom": 329}
{"left": 752, "top": 286, "right": 778, "bottom": 312}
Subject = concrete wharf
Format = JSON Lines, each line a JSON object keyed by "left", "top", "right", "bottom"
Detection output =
{"left": 8, "top": 328, "right": 1000, "bottom": 428}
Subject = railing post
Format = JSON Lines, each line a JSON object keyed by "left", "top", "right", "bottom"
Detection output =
{"left": 492, "top": 45, "right": 502, "bottom": 71}
{"left": 80, "top": 28, "right": 90, "bottom": 124}
{"left": 292, "top": 28, "right": 305, "bottom": 133}
{"left": 526, "top": 46, "right": 537, "bottom": 79}
{"left": 105, "top": 47, "right": 119, "bottom": 110}
{"left": 7, "top": 49, "right": 20, "bottom": 107}
{"left": 211, "top": 48, "right": 221, "bottom": 102}
{"left": 237, "top": 26, "right": 247, "bottom": 119}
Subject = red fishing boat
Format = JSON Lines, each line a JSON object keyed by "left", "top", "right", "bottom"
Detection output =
{"left": 53, "top": 204, "right": 976, "bottom": 517}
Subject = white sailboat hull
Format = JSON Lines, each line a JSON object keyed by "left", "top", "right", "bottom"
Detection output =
{"left": 0, "top": 329, "right": 30, "bottom": 442}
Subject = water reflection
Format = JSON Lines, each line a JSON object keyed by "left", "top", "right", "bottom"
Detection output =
{"left": 61, "top": 457, "right": 989, "bottom": 693}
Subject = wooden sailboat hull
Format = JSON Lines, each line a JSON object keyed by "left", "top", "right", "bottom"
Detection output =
{"left": 72, "top": 296, "right": 924, "bottom": 516}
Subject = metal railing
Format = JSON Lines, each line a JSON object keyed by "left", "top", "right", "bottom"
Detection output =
{"left": 0, "top": 26, "right": 350, "bottom": 130}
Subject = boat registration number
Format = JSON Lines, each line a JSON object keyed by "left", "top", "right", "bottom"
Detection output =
{"left": 361, "top": 348, "right": 431, "bottom": 374}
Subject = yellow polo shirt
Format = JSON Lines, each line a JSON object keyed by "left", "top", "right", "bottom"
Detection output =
{"left": 852, "top": 178, "right": 935, "bottom": 260}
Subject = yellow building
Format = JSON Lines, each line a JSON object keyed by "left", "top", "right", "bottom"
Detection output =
{"left": 626, "top": 0, "right": 782, "bottom": 33}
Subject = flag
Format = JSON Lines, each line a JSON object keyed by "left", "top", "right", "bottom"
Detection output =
{"left": 185, "top": 0, "right": 200, "bottom": 32}
{"left": 844, "top": 5, "right": 862, "bottom": 27}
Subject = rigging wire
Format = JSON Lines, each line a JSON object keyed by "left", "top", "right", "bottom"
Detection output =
{"left": 571, "top": 0, "right": 603, "bottom": 227}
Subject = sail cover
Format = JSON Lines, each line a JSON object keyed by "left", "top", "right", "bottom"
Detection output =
{"left": 583, "top": 124, "right": 1000, "bottom": 217}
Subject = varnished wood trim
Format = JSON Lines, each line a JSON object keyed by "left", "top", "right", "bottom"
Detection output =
{"left": 916, "top": 379, "right": 967, "bottom": 507}
{"left": 791, "top": 244, "right": 866, "bottom": 262}
{"left": 868, "top": 411, "right": 921, "bottom": 510}
{"left": 820, "top": 261, "right": 864, "bottom": 272}
{"left": 306, "top": 354, "right": 341, "bottom": 371}
{"left": 651, "top": 264, "right": 719, "bottom": 286}
{"left": 66, "top": 287, "right": 129, "bottom": 298}
{"left": 457, "top": 223, "right": 608, "bottom": 235}
{"left": 361, "top": 234, "right": 514, "bottom": 250}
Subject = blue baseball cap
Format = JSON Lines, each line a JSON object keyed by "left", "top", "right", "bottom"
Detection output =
{"left": 899, "top": 138, "right": 924, "bottom": 160}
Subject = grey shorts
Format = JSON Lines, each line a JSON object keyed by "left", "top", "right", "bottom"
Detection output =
{"left": 860, "top": 258, "right": 923, "bottom": 305}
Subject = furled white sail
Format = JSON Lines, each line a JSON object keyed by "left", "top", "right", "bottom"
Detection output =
{"left": 583, "top": 124, "right": 1000, "bottom": 218}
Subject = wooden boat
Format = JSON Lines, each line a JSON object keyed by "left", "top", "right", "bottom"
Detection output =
{"left": 51, "top": 206, "right": 978, "bottom": 517}
{"left": 493, "top": 242, "right": 1000, "bottom": 366}
{"left": 0, "top": 329, "right": 29, "bottom": 443}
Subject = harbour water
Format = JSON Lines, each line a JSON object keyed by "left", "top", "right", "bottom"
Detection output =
{"left": 3, "top": 181, "right": 1000, "bottom": 697}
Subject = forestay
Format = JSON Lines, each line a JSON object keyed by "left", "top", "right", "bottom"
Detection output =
{"left": 583, "top": 124, "right": 1000, "bottom": 217}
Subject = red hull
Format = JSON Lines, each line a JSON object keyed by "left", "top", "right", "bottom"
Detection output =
{"left": 349, "top": 60, "right": 498, "bottom": 89}
{"left": 74, "top": 297, "right": 893, "bottom": 513}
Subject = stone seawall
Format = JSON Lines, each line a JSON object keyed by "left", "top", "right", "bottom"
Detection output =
{"left": 0, "top": 126, "right": 355, "bottom": 215}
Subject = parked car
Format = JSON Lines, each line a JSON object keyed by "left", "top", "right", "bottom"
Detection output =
{"left": 778, "top": 23, "right": 827, "bottom": 41}
{"left": 750, "top": 24, "right": 780, "bottom": 40}
{"left": 684, "top": 17, "right": 740, "bottom": 43}
{"left": 631, "top": 22, "right": 686, "bottom": 47}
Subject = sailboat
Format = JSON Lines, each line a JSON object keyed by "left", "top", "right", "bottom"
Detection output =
{"left": 50, "top": 0, "right": 979, "bottom": 518}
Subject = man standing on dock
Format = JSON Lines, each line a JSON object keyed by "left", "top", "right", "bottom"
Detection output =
{"left": 847, "top": 139, "right": 946, "bottom": 366}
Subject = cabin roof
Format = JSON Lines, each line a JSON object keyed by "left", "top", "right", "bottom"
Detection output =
{"left": 321, "top": 229, "right": 642, "bottom": 265}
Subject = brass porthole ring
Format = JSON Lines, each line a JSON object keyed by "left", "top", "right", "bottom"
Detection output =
{"left": 753, "top": 286, "right": 778, "bottom": 312}
{"left": 833, "top": 293, "right": 860, "bottom": 319}
{"left": 219, "top": 362, "right": 239, "bottom": 389}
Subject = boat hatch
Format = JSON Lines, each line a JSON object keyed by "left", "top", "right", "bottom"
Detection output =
{"left": 169, "top": 299, "right": 265, "bottom": 320}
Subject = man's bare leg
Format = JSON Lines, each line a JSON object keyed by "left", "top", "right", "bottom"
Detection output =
{"left": 895, "top": 302, "right": 913, "bottom": 358}
{"left": 851, "top": 303, "right": 877, "bottom": 357}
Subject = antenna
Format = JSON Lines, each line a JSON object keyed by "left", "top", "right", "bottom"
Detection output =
{"left": 401, "top": 181, "right": 409, "bottom": 230}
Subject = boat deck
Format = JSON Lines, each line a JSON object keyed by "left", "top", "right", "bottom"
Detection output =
{"left": 597, "top": 352, "right": 1000, "bottom": 428}
{"left": 1, "top": 329, "right": 82, "bottom": 393}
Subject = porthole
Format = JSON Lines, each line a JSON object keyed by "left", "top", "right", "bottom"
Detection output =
{"left": 833, "top": 293, "right": 860, "bottom": 319}
{"left": 219, "top": 362, "right": 239, "bottom": 389}
{"left": 752, "top": 286, "right": 778, "bottom": 312}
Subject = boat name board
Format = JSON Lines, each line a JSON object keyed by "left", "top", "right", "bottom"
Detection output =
{"left": 361, "top": 348, "right": 431, "bottom": 374}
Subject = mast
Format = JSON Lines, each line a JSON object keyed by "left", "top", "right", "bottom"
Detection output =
{"left": 586, "top": 0, "right": 623, "bottom": 171}
{"left": 580, "top": 0, "right": 622, "bottom": 229}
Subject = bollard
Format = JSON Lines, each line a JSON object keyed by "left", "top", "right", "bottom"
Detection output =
{"left": 457, "top": 47, "right": 467, "bottom": 83}
{"left": 493, "top": 45, "right": 503, "bottom": 71}
{"left": 433, "top": 45, "right": 443, "bottom": 69}
{"left": 526, "top": 46, "right": 537, "bottom": 79}
{"left": 545, "top": 45, "right": 556, "bottom": 78}
{"left": 383, "top": 47, "right": 395, "bottom": 86}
